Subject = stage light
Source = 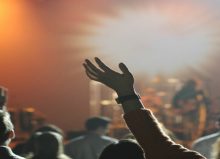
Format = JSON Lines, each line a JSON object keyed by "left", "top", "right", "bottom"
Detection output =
{"left": 78, "top": 4, "right": 219, "bottom": 75}
{"left": 0, "top": 1, "right": 9, "bottom": 28}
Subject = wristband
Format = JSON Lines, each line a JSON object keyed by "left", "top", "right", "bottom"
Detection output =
{"left": 115, "top": 94, "right": 141, "bottom": 104}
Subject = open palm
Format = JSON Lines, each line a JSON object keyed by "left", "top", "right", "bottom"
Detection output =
{"left": 83, "top": 58, "right": 134, "bottom": 95}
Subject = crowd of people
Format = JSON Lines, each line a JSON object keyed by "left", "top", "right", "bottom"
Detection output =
{"left": 0, "top": 57, "right": 220, "bottom": 159}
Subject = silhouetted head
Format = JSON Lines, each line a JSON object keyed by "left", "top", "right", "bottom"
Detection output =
{"left": 85, "top": 116, "right": 111, "bottom": 135}
{"left": 0, "top": 110, "right": 14, "bottom": 146}
{"left": 23, "top": 124, "right": 64, "bottom": 155}
{"left": 34, "top": 124, "right": 64, "bottom": 136}
{"left": 33, "top": 132, "right": 63, "bottom": 159}
{"left": 99, "top": 140, "right": 145, "bottom": 159}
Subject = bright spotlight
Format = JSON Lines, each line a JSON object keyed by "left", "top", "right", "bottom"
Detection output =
{"left": 76, "top": 4, "right": 219, "bottom": 75}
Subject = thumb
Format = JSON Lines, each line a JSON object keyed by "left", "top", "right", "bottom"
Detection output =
{"left": 119, "top": 63, "right": 130, "bottom": 74}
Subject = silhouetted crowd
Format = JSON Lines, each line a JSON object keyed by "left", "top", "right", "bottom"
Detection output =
{"left": 1, "top": 58, "right": 220, "bottom": 159}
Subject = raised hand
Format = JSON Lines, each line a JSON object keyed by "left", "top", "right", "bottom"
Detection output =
{"left": 83, "top": 57, "right": 135, "bottom": 96}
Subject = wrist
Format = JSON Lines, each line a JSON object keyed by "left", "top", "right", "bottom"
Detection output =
{"left": 116, "top": 94, "right": 141, "bottom": 104}
{"left": 116, "top": 87, "right": 136, "bottom": 97}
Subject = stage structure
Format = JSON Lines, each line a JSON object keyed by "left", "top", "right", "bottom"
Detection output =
{"left": 89, "top": 77, "right": 219, "bottom": 145}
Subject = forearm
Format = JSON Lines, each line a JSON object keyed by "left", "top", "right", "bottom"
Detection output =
{"left": 116, "top": 89, "right": 169, "bottom": 153}
{"left": 117, "top": 89, "right": 205, "bottom": 159}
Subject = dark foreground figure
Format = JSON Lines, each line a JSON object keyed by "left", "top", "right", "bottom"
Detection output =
{"left": 0, "top": 110, "right": 25, "bottom": 159}
{"left": 0, "top": 87, "right": 24, "bottom": 159}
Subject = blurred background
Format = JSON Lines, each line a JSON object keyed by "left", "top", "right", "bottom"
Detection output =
{"left": 1, "top": 0, "right": 220, "bottom": 145}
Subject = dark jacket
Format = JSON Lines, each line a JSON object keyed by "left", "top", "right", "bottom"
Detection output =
{"left": 0, "top": 146, "right": 25, "bottom": 159}
{"left": 65, "top": 133, "right": 118, "bottom": 159}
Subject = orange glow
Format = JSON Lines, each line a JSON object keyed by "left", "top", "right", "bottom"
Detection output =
{"left": 0, "top": 1, "right": 11, "bottom": 43}
{"left": 0, "top": 1, "right": 44, "bottom": 53}
{"left": 0, "top": 1, "right": 8, "bottom": 25}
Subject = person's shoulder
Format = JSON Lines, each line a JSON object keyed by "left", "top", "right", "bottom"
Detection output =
{"left": 193, "top": 132, "right": 220, "bottom": 146}
{"left": 58, "top": 154, "right": 72, "bottom": 159}
{"left": 11, "top": 152, "right": 26, "bottom": 159}
{"left": 0, "top": 146, "right": 25, "bottom": 159}
{"left": 66, "top": 135, "right": 86, "bottom": 146}
{"left": 100, "top": 135, "right": 118, "bottom": 143}
{"left": 11, "top": 155, "right": 26, "bottom": 159}
{"left": 70, "top": 135, "right": 86, "bottom": 142}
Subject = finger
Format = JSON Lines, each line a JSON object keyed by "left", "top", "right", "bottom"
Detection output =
{"left": 85, "top": 59, "right": 103, "bottom": 74}
{"left": 119, "top": 63, "right": 131, "bottom": 74}
{"left": 83, "top": 63, "right": 99, "bottom": 78}
{"left": 95, "top": 57, "right": 112, "bottom": 72}
{"left": 85, "top": 70, "right": 100, "bottom": 82}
